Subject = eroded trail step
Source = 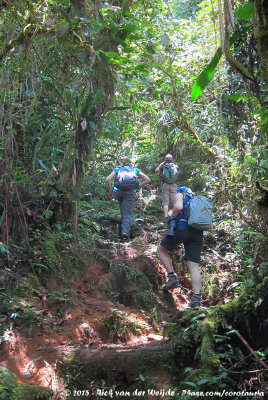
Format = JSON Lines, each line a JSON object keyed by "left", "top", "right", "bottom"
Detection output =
{"left": 57, "top": 341, "right": 175, "bottom": 399}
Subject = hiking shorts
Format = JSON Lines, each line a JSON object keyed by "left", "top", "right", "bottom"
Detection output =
{"left": 160, "top": 226, "right": 203, "bottom": 263}
{"left": 162, "top": 183, "right": 177, "bottom": 207}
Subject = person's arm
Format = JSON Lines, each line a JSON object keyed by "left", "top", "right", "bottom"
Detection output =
{"left": 137, "top": 171, "right": 151, "bottom": 188}
{"left": 106, "top": 170, "right": 116, "bottom": 199}
{"left": 155, "top": 161, "right": 165, "bottom": 174}
{"left": 172, "top": 193, "right": 183, "bottom": 216}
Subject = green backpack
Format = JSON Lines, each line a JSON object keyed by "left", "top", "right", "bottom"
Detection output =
{"left": 162, "top": 162, "right": 179, "bottom": 183}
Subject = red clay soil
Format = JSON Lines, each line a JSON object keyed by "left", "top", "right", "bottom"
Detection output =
{"left": 0, "top": 255, "right": 177, "bottom": 398}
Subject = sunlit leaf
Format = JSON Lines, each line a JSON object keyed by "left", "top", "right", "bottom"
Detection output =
{"left": 244, "top": 155, "right": 257, "bottom": 164}
{"left": 191, "top": 47, "right": 222, "bottom": 101}
{"left": 105, "top": 52, "right": 120, "bottom": 58}
{"left": 235, "top": 3, "right": 255, "bottom": 20}
{"left": 191, "top": 28, "right": 247, "bottom": 101}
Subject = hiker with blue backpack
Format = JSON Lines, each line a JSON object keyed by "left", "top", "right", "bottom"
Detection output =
{"left": 157, "top": 186, "right": 213, "bottom": 308}
{"left": 106, "top": 156, "right": 151, "bottom": 240}
{"left": 155, "top": 154, "right": 180, "bottom": 221}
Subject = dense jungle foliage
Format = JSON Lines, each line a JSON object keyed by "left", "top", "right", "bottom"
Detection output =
{"left": 0, "top": 0, "right": 267, "bottom": 399}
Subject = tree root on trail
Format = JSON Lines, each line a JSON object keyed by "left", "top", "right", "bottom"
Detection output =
{"left": 57, "top": 342, "right": 174, "bottom": 391}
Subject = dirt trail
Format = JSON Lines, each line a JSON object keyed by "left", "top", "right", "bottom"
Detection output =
{"left": 1, "top": 233, "right": 186, "bottom": 398}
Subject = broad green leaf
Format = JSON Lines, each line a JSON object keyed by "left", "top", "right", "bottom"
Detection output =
{"left": 235, "top": 3, "right": 255, "bottom": 20}
{"left": 244, "top": 155, "right": 257, "bottom": 164}
{"left": 191, "top": 47, "right": 222, "bottom": 101}
{"left": 191, "top": 28, "right": 248, "bottom": 101}
{"left": 105, "top": 51, "right": 120, "bottom": 58}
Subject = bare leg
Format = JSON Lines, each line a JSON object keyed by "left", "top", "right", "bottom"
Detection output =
{"left": 158, "top": 245, "right": 174, "bottom": 273}
{"left": 188, "top": 261, "right": 201, "bottom": 294}
{"left": 163, "top": 205, "right": 169, "bottom": 218}
{"left": 158, "top": 245, "right": 180, "bottom": 291}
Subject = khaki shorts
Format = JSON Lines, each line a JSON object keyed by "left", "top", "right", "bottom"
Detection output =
{"left": 161, "top": 183, "right": 177, "bottom": 207}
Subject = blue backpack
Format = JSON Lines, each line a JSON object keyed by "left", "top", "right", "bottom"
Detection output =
{"left": 177, "top": 186, "right": 213, "bottom": 230}
{"left": 177, "top": 186, "right": 194, "bottom": 224}
{"left": 114, "top": 165, "right": 140, "bottom": 191}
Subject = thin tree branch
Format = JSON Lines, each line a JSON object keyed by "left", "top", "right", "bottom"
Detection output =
{"left": 235, "top": 331, "right": 268, "bottom": 370}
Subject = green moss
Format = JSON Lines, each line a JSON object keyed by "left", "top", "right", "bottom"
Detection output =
{"left": 171, "top": 310, "right": 205, "bottom": 363}
{"left": 43, "top": 230, "right": 62, "bottom": 265}
{"left": 203, "top": 272, "right": 220, "bottom": 300}
{"left": 133, "top": 289, "right": 156, "bottom": 310}
{"left": 200, "top": 323, "right": 220, "bottom": 374}
{"left": 10, "top": 384, "right": 53, "bottom": 400}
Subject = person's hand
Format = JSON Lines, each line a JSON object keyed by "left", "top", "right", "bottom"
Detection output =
{"left": 108, "top": 190, "right": 113, "bottom": 199}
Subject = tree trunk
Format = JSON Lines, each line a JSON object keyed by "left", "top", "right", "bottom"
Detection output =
{"left": 254, "top": 0, "right": 268, "bottom": 86}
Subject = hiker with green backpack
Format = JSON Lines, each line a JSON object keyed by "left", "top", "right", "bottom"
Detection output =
{"left": 155, "top": 154, "right": 180, "bottom": 221}
{"left": 157, "top": 186, "right": 213, "bottom": 308}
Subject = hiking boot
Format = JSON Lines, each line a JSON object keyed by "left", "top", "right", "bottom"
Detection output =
{"left": 121, "top": 232, "right": 129, "bottom": 241}
{"left": 189, "top": 294, "right": 201, "bottom": 308}
{"left": 161, "top": 272, "right": 180, "bottom": 291}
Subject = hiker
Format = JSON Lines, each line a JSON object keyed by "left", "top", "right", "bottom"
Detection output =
{"left": 155, "top": 154, "right": 180, "bottom": 221}
{"left": 157, "top": 186, "right": 212, "bottom": 308}
{"left": 106, "top": 156, "right": 151, "bottom": 240}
